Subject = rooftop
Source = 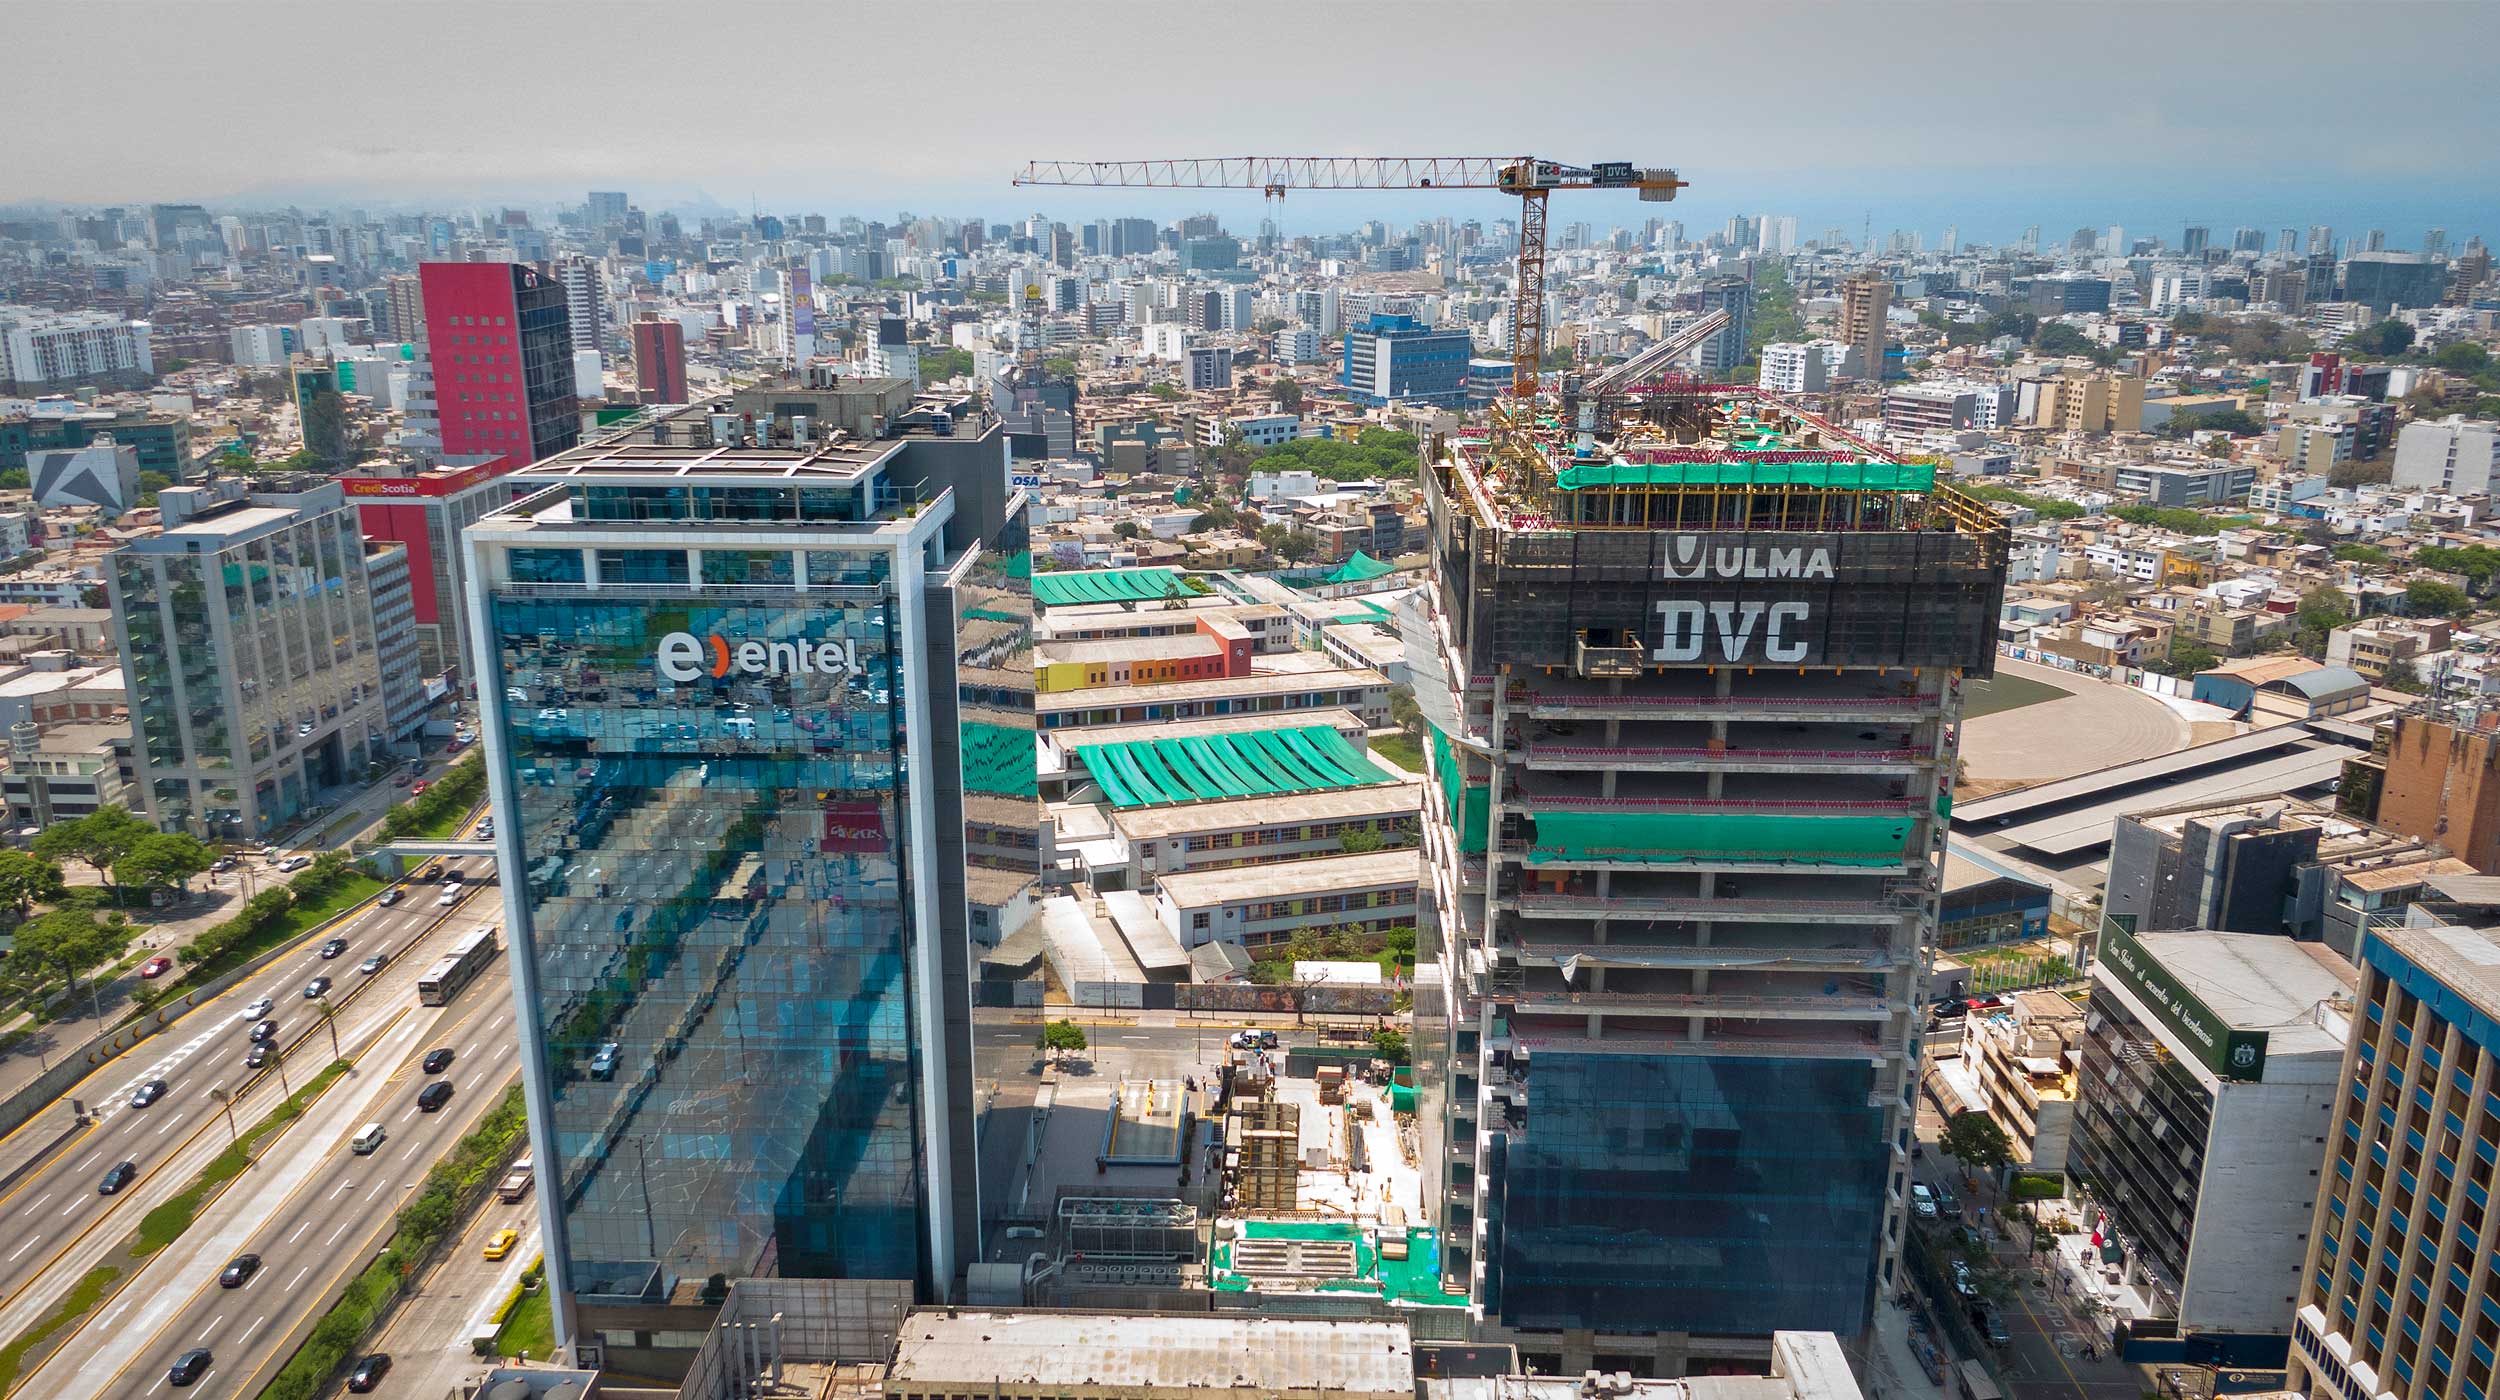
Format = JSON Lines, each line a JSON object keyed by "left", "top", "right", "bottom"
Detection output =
{"left": 2125, "top": 929, "right": 2355, "bottom": 1056}
{"left": 1154, "top": 848, "right": 1421, "bottom": 906}
{"left": 888, "top": 1309, "right": 1414, "bottom": 1397}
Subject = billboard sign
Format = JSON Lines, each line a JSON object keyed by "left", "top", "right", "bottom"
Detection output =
{"left": 2098, "top": 914, "right": 2269, "bottom": 1081}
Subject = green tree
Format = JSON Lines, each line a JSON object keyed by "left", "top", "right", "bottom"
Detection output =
{"left": 2432, "top": 341, "right": 2492, "bottom": 375}
{"left": 2296, "top": 587, "right": 2355, "bottom": 658}
{"left": 2033, "top": 323, "right": 2098, "bottom": 358}
{"left": 1339, "top": 825, "right": 1385, "bottom": 854}
{"left": 1039, "top": 1019, "right": 1088, "bottom": 1064}
{"left": 1112, "top": 520, "right": 1143, "bottom": 540}
{"left": 2349, "top": 320, "right": 2417, "bottom": 356}
{"left": 2158, "top": 640, "right": 2221, "bottom": 677}
{"left": 1276, "top": 530, "right": 1320, "bottom": 563}
{"left": 1371, "top": 1029, "right": 1410, "bottom": 1064}
{"left": 1274, "top": 377, "right": 1303, "bottom": 411}
{"left": 0, "top": 469, "right": 26, "bottom": 491}
{"left": 300, "top": 387, "right": 351, "bottom": 466}
{"left": 209, "top": 447, "right": 254, "bottom": 475}
{"left": 1149, "top": 382, "right": 1185, "bottom": 402}
{"left": 0, "top": 850, "right": 66, "bottom": 920}
{"left": 2407, "top": 579, "right": 2474, "bottom": 618}
{"left": 113, "top": 831, "right": 213, "bottom": 895}
{"left": 2333, "top": 543, "right": 2393, "bottom": 568}
{"left": 137, "top": 470, "right": 172, "bottom": 500}
{"left": 1939, "top": 1110, "right": 2014, "bottom": 1175}
{"left": 13, "top": 908, "right": 125, "bottom": 1016}
{"left": 32, "top": 804, "right": 153, "bottom": 893}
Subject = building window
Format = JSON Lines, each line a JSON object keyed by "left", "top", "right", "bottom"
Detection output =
{"left": 596, "top": 549, "right": 690, "bottom": 585}
{"left": 508, "top": 548, "right": 587, "bottom": 584}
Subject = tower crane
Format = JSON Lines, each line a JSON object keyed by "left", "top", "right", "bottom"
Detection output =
{"left": 1013, "top": 157, "right": 1686, "bottom": 400}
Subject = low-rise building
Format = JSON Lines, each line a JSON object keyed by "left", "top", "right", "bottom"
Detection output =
{"left": 2326, "top": 616, "right": 2450, "bottom": 682}
{"left": 0, "top": 721, "right": 129, "bottom": 826}
{"left": 887, "top": 1310, "right": 1416, "bottom": 1400}
{"left": 1153, "top": 847, "right": 1419, "bottom": 949}
{"left": 1963, "top": 990, "right": 2085, "bottom": 1171}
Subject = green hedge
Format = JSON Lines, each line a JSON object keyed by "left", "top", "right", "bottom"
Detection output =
{"left": 258, "top": 1084, "right": 529, "bottom": 1400}
{"left": 149, "top": 853, "right": 381, "bottom": 1004}
{"left": 381, "top": 755, "right": 486, "bottom": 841}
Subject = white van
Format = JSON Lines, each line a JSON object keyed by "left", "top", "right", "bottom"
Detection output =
{"left": 351, "top": 1122, "right": 386, "bottom": 1155}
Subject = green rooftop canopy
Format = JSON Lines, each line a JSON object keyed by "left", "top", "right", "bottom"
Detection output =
{"left": 1076, "top": 725, "right": 1391, "bottom": 808}
{"left": 1030, "top": 566, "right": 1193, "bottom": 608}
{"left": 1553, "top": 460, "right": 1940, "bottom": 492}
{"left": 1320, "top": 550, "right": 1397, "bottom": 584}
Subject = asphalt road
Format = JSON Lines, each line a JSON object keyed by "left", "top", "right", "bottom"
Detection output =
{"left": 73, "top": 982, "right": 522, "bottom": 1400}
{"left": 0, "top": 857, "right": 498, "bottom": 1319}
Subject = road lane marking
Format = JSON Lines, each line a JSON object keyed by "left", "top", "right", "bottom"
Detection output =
{"left": 328, "top": 1177, "right": 355, "bottom": 1201}
{"left": 197, "top": 1314, "right": 220, "bottom": 1341}
{"left": 20, "top": 1192, "right": 50, "bottom": 1218}
{"left": 327, "top": 1219, "right": 354, "bottom": 1245}
{"left": 288, "top": 1219, "right": 311, "bottom": 1243}
{"left": 245, "top": 1312, "right": 264, "bottom": 1340}
{"left": 57, "top": 1196, "right": 79, "bottom": 1217}
{"left": 288, "top": 1265, "right": 308, "bottom": 1290}
{"left": 8, "top": 1234, "right": 40, "bottom": 1261}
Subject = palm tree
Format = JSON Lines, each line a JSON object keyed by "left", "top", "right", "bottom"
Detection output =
{"left": 314, "top": 996, "right": 340, "bottom": 1061}
{"left": 209, "top": 1085, "right": 236, "bottom": 1145}
{"left": 268, "top": 1039, "right": 289, "bottom": 1096}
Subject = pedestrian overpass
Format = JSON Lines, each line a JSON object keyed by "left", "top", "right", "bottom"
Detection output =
{"left": 371, "top": 838, "right": 496, "bottom": 877}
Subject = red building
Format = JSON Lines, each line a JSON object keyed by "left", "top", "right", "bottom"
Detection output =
{"left": 417, "top": 261, "right": 580, "bottom": 463}
{"left": 632, "top": 316, "right": 687, "bottom": 403}
{"left": 340, "top": 457, "right": 518, "bottom": 680}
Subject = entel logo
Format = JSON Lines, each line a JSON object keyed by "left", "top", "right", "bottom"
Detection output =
{"left": 656, "top": 632, "right": 862, "bottom": 683}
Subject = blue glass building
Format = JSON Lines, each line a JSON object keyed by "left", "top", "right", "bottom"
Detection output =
{"left": 466, "top": 403, "right": 1024, "bottom": 1373}
{"left": 1342, "top": 314, "right": 1472, "bottom": 407}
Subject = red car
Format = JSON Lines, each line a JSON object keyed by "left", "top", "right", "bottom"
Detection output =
{"left": 410, "top": 780, "right": 430, "bottom": 795}
{"left": 139, "top": 956, "right": 174, "bottom": 980}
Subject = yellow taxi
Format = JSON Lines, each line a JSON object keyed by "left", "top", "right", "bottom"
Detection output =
{"left": 482, "top": 1228, "right": 521, "bottom": 1261}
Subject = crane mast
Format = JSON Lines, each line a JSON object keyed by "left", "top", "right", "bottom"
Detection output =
{"left": 1013, "top": 156, "right": 1685, "bottom": 401}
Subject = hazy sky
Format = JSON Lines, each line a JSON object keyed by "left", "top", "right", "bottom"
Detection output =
{"left": 9, "top": 0, "right": 2499, "bottom": 246}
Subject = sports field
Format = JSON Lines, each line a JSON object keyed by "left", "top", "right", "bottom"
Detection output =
{"left": 1960, "top": 670, "right": 2070, "bottom": 718}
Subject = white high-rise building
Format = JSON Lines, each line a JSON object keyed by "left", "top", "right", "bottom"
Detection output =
{"left": 1758, "top": 342, "right": 1828, "bottom": 394}
{"left": 558, "top": 257, "right": 606, "bottom": 355}
{"left": 2392, "top": 415, "right": 2500, "bottom": 496}
{"left": 0, "top": 308, "right": 153, "bottom": 386}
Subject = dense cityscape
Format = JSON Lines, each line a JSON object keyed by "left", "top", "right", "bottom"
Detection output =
{"left": 3, "top": 6, "right": 2500, "bottom": 1400}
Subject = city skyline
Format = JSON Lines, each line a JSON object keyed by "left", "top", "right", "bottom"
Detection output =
{"left": 6, "top": 1, "right": 2497, "bottom": 245}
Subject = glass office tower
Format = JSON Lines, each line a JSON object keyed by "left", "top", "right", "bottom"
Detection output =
{"left": 466, "top": 404, "right": 1018, "bottom": 1372}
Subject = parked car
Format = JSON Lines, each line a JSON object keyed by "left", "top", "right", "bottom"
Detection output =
{"left": 219, "top": 1253, "right": 261, "bottom": 1288}
{"left": 320, "top": 937, "right": 348, "bottom": 959}
{"left": 303, "top": 976, "right": 332, "bottom": 1000}
{"left": 1982, "top": 1305, "right": 2011, "bottom": 1346}
{"left": 97, "top": 1160, "right": 137, "bottom": 1195}
{"left": 417, "top": 1080, "right": 454, "bottom": 1112}
{"left": 1951, "top": 1259, "right": 1977, "bottom": 1298}
{"left": 130, "top": 1080, "right": 166, "bottom": 1109}
{"left": 346, "top": 1353, "right": 393, "bottom": 1392}
{"left": 279, "top": 855, "right": 312, "bottom": 872}
{"left": 422, "top": 1048, "right": 455, "bottom": 1074}
{"left": 168, "top": 1349, "right": 212, "bottom": 1387}
{"left": 1910, "top": 1182, "right": 1938, "bottom": 1218}
{"left": 483, "top": 1228, "right": 520, "bottom": 1260}
{"left": 139, "top": 956, "right": 173, "bottom": 980}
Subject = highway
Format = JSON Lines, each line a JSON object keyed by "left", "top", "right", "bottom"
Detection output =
{"left": 60, "top": 975, "right": 522, "bottom": 1400}
{"left": 0, "top": 856, "right": 505, "bottom": 1398}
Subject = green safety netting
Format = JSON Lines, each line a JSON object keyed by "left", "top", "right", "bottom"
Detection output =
{"left": 1075, "top": 724, "right": 1390, "bottom": 808}
{"left": 1429, "top": 723, "right": 1490, "bottom": 854}
{"left": 1030, "top": 566, "right": 1191, "bottom": 608}
{"left": 961, "top": 720, "right": 1038, "bottom": 798}
{"left": 1526, "top": 811, "right": 1915, "bottom": 866}
{"left": 1553, "top": 460, "right": 1940, "bottom": 492}
{"left": 1001, "top": 549, "right": 1032, "bottom": 580}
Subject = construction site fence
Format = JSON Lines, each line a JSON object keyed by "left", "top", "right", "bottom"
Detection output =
{"left": 1175, "top": 982, "right": 1398, "bottom": 1016}
{"left": 1021, "top": 1285, "right": 1473, "bottom": 1340}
